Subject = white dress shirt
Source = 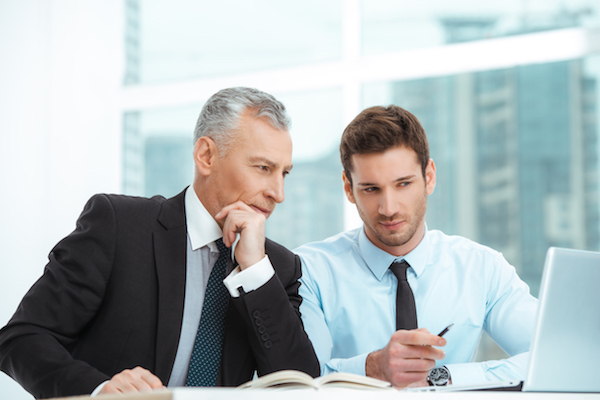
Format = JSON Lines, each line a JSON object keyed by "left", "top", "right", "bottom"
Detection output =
{"left": 93, "top": 187, "right": 274, "bottom": 395}
{"left": 167, "top": 186, "right": 274, "bottom": 386}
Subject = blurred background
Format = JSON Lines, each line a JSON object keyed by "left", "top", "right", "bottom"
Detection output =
{"left": 1, "top": 1, "right": 599, "bottom": 398}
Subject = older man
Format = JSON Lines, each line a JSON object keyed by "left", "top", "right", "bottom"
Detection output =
{"left": 0, "top": 87, "right": 319, "bottom": 399}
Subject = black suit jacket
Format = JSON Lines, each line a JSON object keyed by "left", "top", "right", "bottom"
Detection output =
{"left": 0, "top": 190, "right": 319, "bottom": 399}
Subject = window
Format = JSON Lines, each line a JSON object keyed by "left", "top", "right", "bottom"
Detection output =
{"left": 122, "top": 0, "right": 600, "bottom": 361}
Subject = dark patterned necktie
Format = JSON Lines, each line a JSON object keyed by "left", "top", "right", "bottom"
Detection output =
{"left": 390, "top": 260, "right": 418, "bottom": 330}
{"left": 185, "top": 238, "right": 229, "bottom": 386}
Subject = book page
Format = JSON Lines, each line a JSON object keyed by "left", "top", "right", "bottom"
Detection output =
{"left": 316, "top": 372, "right": 393, "bottom": 390}
{"left": 239, "top": 370, "right": 317, "bottom": 389}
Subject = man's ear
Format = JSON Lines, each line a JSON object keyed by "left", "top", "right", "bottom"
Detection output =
{"left": 425, "top": 158, "right": 437, "bottom": 195}
{"left": 342, "top": 170, "right": 356, "bottom": 204}
{"left": 194, "top": 137, "right": 218, "bottom": 176}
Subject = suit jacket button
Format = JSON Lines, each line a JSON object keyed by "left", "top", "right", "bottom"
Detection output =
{"left": 258, "top": 325, "right": 266, "bottom": 334}
{"left": 255, "top": 318, "right": 263, "bottom": 326}
{"left": 265, "top": 341, "right": 272, "bottom": 349}
{"left": 253, "top": 310, "right": 261, "bottom": 318}
{"left": 261, "top": 333, "right": 270, "bottom": 341}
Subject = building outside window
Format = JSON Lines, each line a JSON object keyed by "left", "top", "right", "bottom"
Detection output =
{"left": 1, "top": 1, "right": 599, "bottom": 398}
{"left": 121, "top": 0, "right": 600, "bottom": 365}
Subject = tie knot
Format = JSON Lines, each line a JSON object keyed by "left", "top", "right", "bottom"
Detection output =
{"left": 390, "top": 260, "right": 410, "bottom": 281}
{"left": 215, "top": 238, "right": 229, "bottom": 257}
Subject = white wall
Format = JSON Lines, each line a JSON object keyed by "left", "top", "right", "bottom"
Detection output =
{"left": 0, "top": 1, "right": 123, "bottom": 398}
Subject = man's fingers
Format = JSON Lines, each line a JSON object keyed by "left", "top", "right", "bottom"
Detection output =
{"left": 98, "top": 382, "right": 120, "bottom": 394}
{"left": 214, "top": 201, "right": 254, "bottom": 221}
{"left": 217, "top": 203, "right": 264, "bottom": 247}
{"left": 389, "top": 341, "right": 445, "bottom": 362}
{"left": 221, "top": 222, "right": 238, "bottom": 247}
{"left": 388, "top": 354, "right": 437, "bottom": 371}
{"left": 392, "top": 329, "right": 447, "bottom": 347}
{"left": 390, "top": 371, "right": 430, "bottom": 388}
{"left": 366, "top": 328, "right": 448, "bottom": 388}
{"left": 101, "top": 379, "right": 138, "bottom": 394}
{"left": 220, "top": 210, "right": 250, "bottom": 247}
{"left": 216, "top": 205, "right": 266, "bottom": 268}
{"left": 384, "top": 349, "right": 439, "bottom": 387}
{"left": 99, "top": 367, "right": 164, "bottom": 395}
{"left": 387, "top": 330, "right": 446, "bottom": 364}
{"left": 134, "top": 366, "right": 164, "bottom": 389}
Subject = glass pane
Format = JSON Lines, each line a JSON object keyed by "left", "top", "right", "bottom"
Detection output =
{"left": 364, "top": 54, "right": 600, "bottom": 362}
{"left": 122, "top": 89, "right": 346, "bottom": 251}
{"left": 266, "top": 89, "right": 346, "bottom": 250}
{"left": 363, "top": 56, "right": 600, "bottom": 299}
{"left": 361, "top": 0, "right": 600, "bottom": 56}
{"left": 131, "top": 0, "right": 343, "bottom": 84}
{"left": 123, "top": 104, "right": 199, "bottom": 198}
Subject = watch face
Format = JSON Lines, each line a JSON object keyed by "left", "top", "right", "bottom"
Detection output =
{"left": 430, "top": 367, "right": 450, "bottom": 385}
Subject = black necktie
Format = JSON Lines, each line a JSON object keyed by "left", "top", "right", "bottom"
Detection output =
{"left": 390, "top": 260, "right": 418, "bottom": 330}
{"left": 185, "top": 238, "right": 229, "bottom": 386}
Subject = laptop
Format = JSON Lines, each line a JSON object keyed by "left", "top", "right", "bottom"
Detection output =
{"left": 408, "top": 247, "right": 600, "bottom": 393}
{"left": 522, "top": 247, "right": 600, "bottom": 392}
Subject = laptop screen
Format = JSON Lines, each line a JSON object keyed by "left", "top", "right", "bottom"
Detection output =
{"left": 523, "top": 247, "right": 600, "bottom": 393}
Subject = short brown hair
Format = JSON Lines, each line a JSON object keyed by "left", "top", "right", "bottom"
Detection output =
{"left": 340, "top": 105, "right": 430, "bottom": 186}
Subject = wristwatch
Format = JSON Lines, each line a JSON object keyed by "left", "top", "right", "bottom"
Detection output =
{"left": 427, "top": 366, "right": 450, "bottom": 386}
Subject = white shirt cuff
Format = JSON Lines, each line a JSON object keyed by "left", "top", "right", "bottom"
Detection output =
{"left": 223, "top": 255, "right": 275, "bottom": 297}
{"left": 90, "top": 381, "right": 108, "bottom": 397}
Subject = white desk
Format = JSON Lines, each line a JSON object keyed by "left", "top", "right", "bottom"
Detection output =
{"left": 50, "top": 387, "right": 600, "bottom": 400}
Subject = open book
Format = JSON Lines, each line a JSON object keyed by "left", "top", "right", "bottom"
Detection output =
{"left": 239, "top": 370, "right": 394, "bottom": 390}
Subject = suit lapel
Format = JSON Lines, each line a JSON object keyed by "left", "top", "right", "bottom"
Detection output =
{"left": 153, "top": 190, "right": 187, "bottom": 384}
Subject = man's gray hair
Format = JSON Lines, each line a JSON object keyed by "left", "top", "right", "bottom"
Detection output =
{"left": 193, "top": 87, "right": 291, "bottom": 154}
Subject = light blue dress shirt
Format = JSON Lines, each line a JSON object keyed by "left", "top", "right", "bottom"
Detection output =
{"left": 296, "top": 225, "right": 538, "bottom": 386}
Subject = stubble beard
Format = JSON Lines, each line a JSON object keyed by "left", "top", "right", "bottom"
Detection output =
{"left": 361, "top": 192, "right": 428, "bottom": 249}
{"left": 375, "top": 215, "right": 421, "bottom": 248}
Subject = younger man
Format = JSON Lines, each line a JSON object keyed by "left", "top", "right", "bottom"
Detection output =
{"left": 296, "top": 105, "right": 537, "bottom": 388}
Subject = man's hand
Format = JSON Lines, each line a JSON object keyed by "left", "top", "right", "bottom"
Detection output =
{"left": 215, "top": 201, "right": 266, "bottom": 269}
{"left": 365, "top": 328, "right": 446, "bottom": 388}
{"left": 98, "top": 367, "right": 164, "bottom": 395}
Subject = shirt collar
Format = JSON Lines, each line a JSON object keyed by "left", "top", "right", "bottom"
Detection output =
{"left": 184, "top": 185, "right": 222, "bottom": 251}
{"left": 357, "top": 223, "right": 431, "bottom": 280}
